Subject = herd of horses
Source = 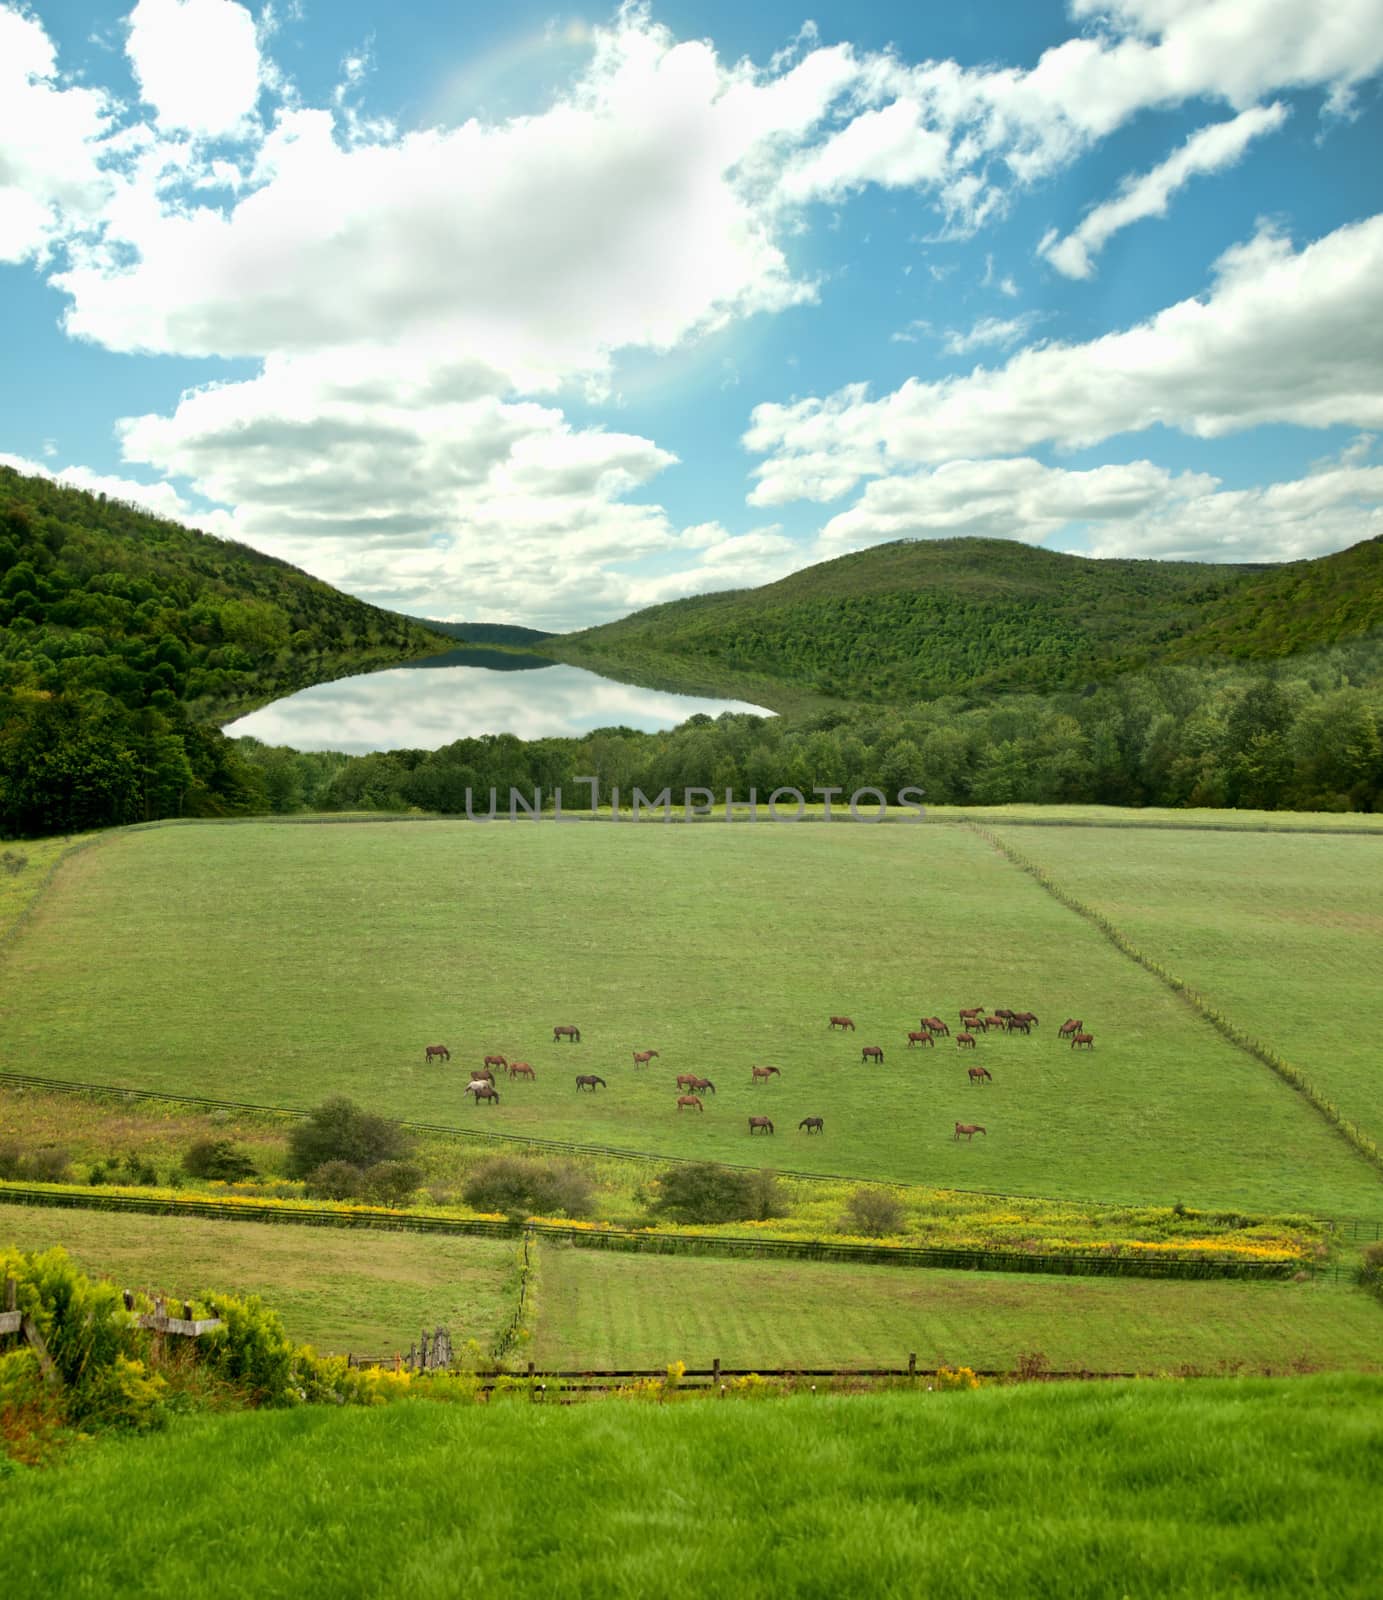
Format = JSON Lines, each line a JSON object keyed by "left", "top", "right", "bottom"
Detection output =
{"left": 422, "top": 1003, "right": 1092, "bottom": 1137}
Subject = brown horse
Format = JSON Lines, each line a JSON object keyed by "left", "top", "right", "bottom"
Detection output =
{"left": 748, "top": 1115, "right": 774, "bottom": 1135}
{"left": 633, "top": 1050, "right": 659, "bottom": 1067}
{"left": 752, "top": 1065, "right": 781, "bottom": 1083}
{"left": 968, "top": 1016, "right": 994, "bottom": 1032}
{"left": 954, "top": 1122, "right": 986, "bottom": 1141}
{"left": 1006, "top": 1018, "right": 1031, "bottom": 1035}
{"left": 907, "top": 1031, "right": 934, "bottom": 1048}
{"left": 956, "top": 1033, "right": 977, "bottom": 1049}
{"left": 1012, "top": 1012, "right": 1039, "bottom": 1028}
{"left": 677, "top": 1074, "right": 715, "bottom": 1094}
{"left": 424, "top": 1044, "right": 450, "bottom": 1063}
{"left": 1071, "top": 1033, "right": 1094, "bottom": 1050}
{"left": 575, "top": 1074, "right": 606, "bottom": 1091}
{"left": 553, "top": 1026, "right": 581, "bottom": 1043}
{"left": 861, "top": 1045, "right": 884, "bottom": 1063}
{"left": 677, "top": 1095, "right": 704, "bottom": 1113}
{"left": 959, "top": 1007, "right": 984, "bottom": 1021}
{"left": 924, "top": 1017, "right": 950, "bottom": 1037}
{"left": 467, "top": 1081, "right": 500, "bottom": 1105}
{"left": 968, "top": 1065, "right": 992, "bottom": 1084}
{"left": 1058, "top": 1018, "right": 1083, "bottom": 1037}
{"left": 992, "top": 1009, "right": 1014, "bottom": 1021}
{"left": 829, "top": 1016, "right": 856, "bottom": 1031}
{"left": 507, "top": 1061, "right": 535, "bottom": 1080}
{"left": 483, "top": 1054, "right": 507, "bottom": 1071}
{"left": 798, "top": 1116, "right": 824, "bottom": 1134}
{"left": 471, "top": 1065, "right": 495, "bottom": 1083}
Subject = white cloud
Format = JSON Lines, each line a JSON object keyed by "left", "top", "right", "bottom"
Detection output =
{"left": 0, "top": 5, "right": 112, "bottom": 263}
{"left": 943, "top": 314, "right": 1039, "bottom": 355}
{"left": 747, "top": 214, "right": 1383, "bottom": 504}
{"left": 1039, "top": 102, "right": 1289, "bottom": 278}
{"left": 125, "top": 0, "right": 263, "bottom": 138}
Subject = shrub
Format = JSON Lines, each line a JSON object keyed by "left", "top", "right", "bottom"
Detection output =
{"left": 183, "top": 1139, "right": 259, "bottom": 1183}
{"left": 0, "top": 1145, "right": 71, "bottom": 1183}
{"left": 1, "top": 849, "right": 27, "bottom": 876}
{"left": 199, "top": 1292, "right": 299, "bottom": 1406}
{"left": 648, "top": 1163, "right": 790, "bottom": 1226}
{"left": 361, "top": 1161, "right": 423, "bottom": 1208}
{"left": 462, "top": 1156, "right": 595, "bottom": 1220}
{"left": 286, "top": 1097, "right": 413, "bottom": 1179}
{"left": 304, "top": 1160, "right": 365, "bottom": 1201}
{"left": 840, "top": 1187, "right": 906, "bottom": 1238}
{"left": 1357, "top": 1241, "right": 1383, "bottom": 1298}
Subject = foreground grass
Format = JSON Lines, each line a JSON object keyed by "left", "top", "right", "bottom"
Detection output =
{"left": 0, "top": 821, "right": 1377, "bottom": 1215}
{"left": 0, "top": 1204, "right": 515, "bottom": 1355}
{"left": 3, "top": 1378, "right": 1380, "bottom": 1597}
{"left": 986, "top": 824, "right": 1383, "bottom": 1152}
{"left": 534, "top": 1244, "right": 1382, "bottom": 1373}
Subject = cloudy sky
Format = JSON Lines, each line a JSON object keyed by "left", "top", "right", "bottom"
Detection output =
{"left": 3, "top": 0, "right": 1382, "bottom": 629}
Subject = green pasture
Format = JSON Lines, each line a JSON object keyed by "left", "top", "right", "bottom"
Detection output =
{"left": 986, "top": 824, "right": 1383, "bottom": 1151}
{"left": 0, "top": 819, "right": 1378, "bottom": 1214}
{"left": 3, "top": 1378, "right": 1380, "bottom": 1597}
{"left": 0, "top": 1202, "right": 515, "bottom": 1354}
{"left": 533, "top": 1242, "right": 1382, "bottom": 1374}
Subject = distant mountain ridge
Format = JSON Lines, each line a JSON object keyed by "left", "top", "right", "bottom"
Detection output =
{"left": 550, "top": 536, "right": 1383, "bottom": 707}
{"left": 406, "top": 618, "right": 555, "bottom": 645}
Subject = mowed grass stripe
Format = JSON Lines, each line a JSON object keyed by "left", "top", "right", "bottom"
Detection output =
{"left": 0, "top": 1202, "right": 516, "bottom": 1354}
{"left": 533, "top": 1243, "right": 1383, "bottom": 1374}
{"left": 985, "top": 824, "right": 1383, "bottom": 1153}
{"left": 1, "top": 820, "right": 1378, "bottom": 1213}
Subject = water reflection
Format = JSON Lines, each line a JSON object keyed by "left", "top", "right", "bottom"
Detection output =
{"left": 224, "top": 652, "right": 774, "bottom": 753}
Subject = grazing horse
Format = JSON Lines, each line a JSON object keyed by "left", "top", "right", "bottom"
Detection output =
{"left": 829, "top": 1016, "right": 856, "bottom": 1031}
{"left": 959, "top": 1007, "right": 984, "bottom": 1021}
{"left": 676, "top": 1095, "right": 704, "bottom": 1113}
{"left": 424, "top": 1044, "right": 450, "bottom": 1063}
{"left": 553, "top": 1025, "right": 581, "bottom": 1043}
{"left": 968, "top": 1015, "right": 993, "bottom": 1032}
{"left": 954, "top": 1122, "right": 986, "bottom": 1141}
{"left": 798, "top": 1116, "right": 824, "bottom": 1134}
{"left": 1058, "top": 1018, "right": 1083, "bottom": 1037}
{"left": 1012, "top": 1012, "right": 1039, "bottom": 1028}
{"left": 861, "top": 1045, "right": 884, "bottom": 1064}
{"left": 507, "top": 1061, "right": 535, "bottom": 1080}
{"left": 993, "top": 1009, "right": 1014, "bottom": 1021}
{"left": 748, "top": 1115, "right": 774, "bottom": 1135}
{"left": 907, "top": 1031, "right": 934, "bottom": 1048}
{"left": 751, "top": 1065, "right": 781, "bottom": 1083}
{"left": 968, "top": 1065, "right": 992, "bottom": 1084}
{"left": 677, "top": 1074, "right": 715, "bottom": 1094}
{"left": 471, "top": 1066, "right": 495, "bottom": 1083}
{"left": 466, "top": 1080, "right": 499, "bottom": 1103}
{"left": 1006, "top": 1018, "right": 1031, "bottom": 1035}
{"left": 483, "top": 1054, "right": 507, "bottom": 1071}
{"left": 575, "top": 1074, "right": 606, "bottom": 1091}
{"left": 924, "top": 1017, "right": 950, "bottom": 1037}
{"left": 1071, "top": 1033, "right": 1094, "bottom": 1050}
{"left": 633, "top": 1050, "right": 659, "bottom": 1067}
{"left": 956, "top": 1033, "right": 977, "bottom": 1049}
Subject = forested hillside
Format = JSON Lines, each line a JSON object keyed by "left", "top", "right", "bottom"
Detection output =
{"left": 0, "top": 468, "right": 444, "bottom": 834}
{"left": 553, "top": 537, "right": 1383, "bottom": 705}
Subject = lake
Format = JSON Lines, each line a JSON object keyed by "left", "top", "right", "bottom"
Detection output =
{"left": 223, "top": 649, "right": 774, "bottom": 753}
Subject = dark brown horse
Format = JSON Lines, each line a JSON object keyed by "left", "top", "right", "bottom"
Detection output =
{"left": 1005, "top": 1018, "right": 1031, "bottom": 1035}
{"left": 924, "top": 1017, "right": 950, "bottom": 1037}
{"left": 748, "top": 1115, "right": 774, "bottom": 1135}
{"left": 1071, "top": 1033, "right": 1094, "bottom": 1050}
{"left": 507, "top": 1061, "right": 535, "bottom": 1080}
{"left": 956, "top": 1033, "right": 977, "bottom": 1049}
{"left": 424, "top": 1044, "right": 450, "bottom": 1063}
{"left": 1012, "top": 1012, "right": 1039, "bottom": 1028}
{"left": 633, "top": 1050, "right": 659, "bottom": 1067}
{"left": 907, "top": 1031, "right": 935, "bottom": 1048}
{"left": 751, "top": 1065, "right": 781, "bottom": 1083}
{"left": 992, "top": 1009, "right": 1014, "bottom": 1021}
{"left": 969, "top": 1015, "right": 994, "bottom": 1032}
{"left": 861, "top": 1045, "right": 884, "bottom": 1063}
{"left": 798, "top": 1116, "right": 824, "bottom": 1134}
{"left": 829, "top": 1016, "right": 856, "bottom": 1031}
{"left": 1058, "top": 1018, "right": 1083, "bottom": 1037}
{"left": 954, "top": 1122, "right": 986, "bottom": 1141}
{"left": 471, "top": 1065, "right": 495, "bottom": 1083}
{"left": 677, "top": 1095, "right": 704, "bottom": 1113}
{"left": 968, "top": 1065, "right": 992, "bottom": 1083}
{"left": 959, "top": 1007, "right": 984, "bottom": 1021}
{"left": 467, "top": 1080, "right": 500, "bottom": 1105}
{"left": 677, "top": 1074, "right": 715, "bottom": 1094}
{"left": 483, "top": 1054, "right": 507, "bottom": 1071}
{"left": 576, "top": 1074, "right": 606, "bottom": 1091}
{"left": 553, "top": 1025, "right": 581, "bottom": 1043}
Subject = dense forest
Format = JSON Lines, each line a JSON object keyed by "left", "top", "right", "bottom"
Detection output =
{"left": 554, "top": 537, "right": 1383, "bottom": 705}
{"left": 237, "top": 635, "right": 1383, "bottom": 818}
{"left": 0, "top": 468, "right": 444, "bottom": 834}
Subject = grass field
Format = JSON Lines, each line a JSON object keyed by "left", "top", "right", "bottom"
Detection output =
{"left": 0, "top": 1203, "right": 515, "bottom": 1354}
{"left": 0, "top": 819, "right": 1378, "bottom": 1214}
{"left": 2, "top": 1378, "right": 1379, "bottom": 1597}
{"left": 985, "top": 824, "right": 1383, "bottom": 1150}
{"left": 532, "top": 1242, "right": 1382, "bottom": 1373}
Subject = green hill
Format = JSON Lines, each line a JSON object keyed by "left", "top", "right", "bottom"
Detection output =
{"left": 406, "top": 618, "right": 555, "bottom": 646}
{"left": 551, "top": 536, "right": 1383, "bottom": 707}
{"left": 0, "top": 467, "right": 446, "bottom": 834}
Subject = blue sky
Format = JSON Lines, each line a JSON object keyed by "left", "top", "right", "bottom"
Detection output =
{"left": 3, "top": 0, "right": 1382, "bottom": 628}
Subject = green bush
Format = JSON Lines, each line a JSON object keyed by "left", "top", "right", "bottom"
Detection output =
{"left": 361, "top": 1161, "right": 423, "bottom": 1208}
{"left": 286, "top": 1097, "right": 413, "bottom": 1179}
{"left": 0, "top": 1144, "right": 70, "bottom": 1183}
{"left": 648, "top": 1163, "right": 790, "bottom": 1226}
{"left": 304, "top": 1160, "right": 365, "bottom": 1201}
{"left": 183, "top": 1139, "right": 259, "bottom": 1183}
{"left": 462, "top": 1156, "right": 595, "bottom": 1220}
{"left": 199, "top": 1292, "right": 299, "bottom": 1407}
{"left": 840, "top": 1187, "right": 906, "bottom": 1237}
{"left": 1357, "top": 1241, "right": 1383, "bottom": 1298}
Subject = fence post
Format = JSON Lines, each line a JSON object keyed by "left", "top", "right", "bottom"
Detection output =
{"left": 712, "top": 1357, "right": 720, "bottom": 1385}
{"left": 908, "top": 1352, "right": 916, "bottom": 1377}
